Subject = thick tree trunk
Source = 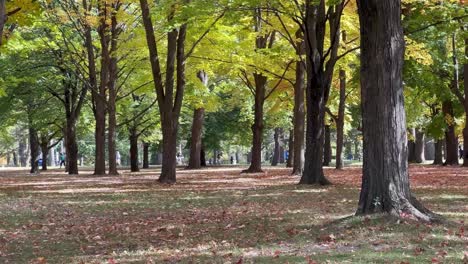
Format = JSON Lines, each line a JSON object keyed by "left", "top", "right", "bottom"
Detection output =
{"left": 433, "top": 139, "right": 444, "bottom": 165}
{"left": 159, "top": 117, "right": 178, "bottom": 183}
{"left": 335, "top": 69, "right": 346, "bottom": 169}
{"left": 442, "top": 101, "right": 459, "bottom": 165}
{"left": 271, "top": 128, "right": 281, "bottom": 166}
{"left": 286, "top": 129, "right": 294, "bottom": 167}
{"left": 356, "top": 0, "right": 435, "bottom": 222}
{"left": 292, "top": 59, "right": 306, "bottom": 175}
{"left": 143, "top": 142, "right": 149, "bottom": 169}
{"left": 29, "top": 126, "right": 39, "bottom": 174}
{"left": 129, "top": 131, "right": 139, "bottom": 172}
{"left": 244, "top": 74, "right": 266, "bottom": 173}
{"left": 187, "top": 108, "right": 205, "bottom": 169}
{"left": 323, "top": 125, "right": 332, "bottom": 166}
{"left": 414, "top": 129, "right": 425, "bottom": 163}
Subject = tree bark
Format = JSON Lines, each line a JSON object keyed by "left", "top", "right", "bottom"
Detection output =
{"left": 300, "top": 0, "right": 343, "bottom": 185}
{"left": 139, "top": 0, "right": 188, "bottom": 183}
{"left": 442, "top": 101, "right": 459, "bottom": 165}
{"left": 286, "top": 129, "right": 294, "bottom": 167}
{"left": 414, "top": 129, "right": 425, "bottom": 163}
{"left": 143, "top": 142, "right": 149, "bottom": 169}
{"left": 323, "top": 125, "right": 332, "bottom": 166}
{"left": 129, "top": 130, "right": 139, "bottom": 172}
{"left": 107, "top": 4, "right": 120, "bottom": 176}
{"left": 40, "top": 142, "right": 48, "bottom": 171}
{"left": 66, "top": 119, "right": 79, "bottom": 174}
{"left": 292, "top": 57, "right": 305, "bottom": 175}
{"left": 463, "top": 37, "right": 468, "bottom": 166}
{"left": 433, "top": 139, "right": 444, "bottom": 165}
{"left": 271, "top": 128, "right": 281, "bottom": 166}
{"left": 188, "top": 108, "right": 205, "bottom": 169}
{"left": 335, "top": 69, "right": 346, "bottom": 169}
{"left": 29, "top": 126, "right": 39, "bottom": 174}
{"left": 356, "top": 0, "right": 435, "bottom": 222}
{"left": 244, "top": 74, "right": 266, "bottom": 173}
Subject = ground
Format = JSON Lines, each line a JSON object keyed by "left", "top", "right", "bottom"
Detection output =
{"left": 0, "top": 165, "right": 467, "bottom": 264}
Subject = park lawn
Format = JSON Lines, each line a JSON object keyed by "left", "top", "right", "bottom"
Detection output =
{"left": 0, "top": 166, "right": 466, "bottom": 264}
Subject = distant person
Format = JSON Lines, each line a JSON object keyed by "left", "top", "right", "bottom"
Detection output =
{"left": 459, "top": 146, "right": 464, "bottom": 159}
{"left": 59, "top": 152, "right": 66, "bottom": 168}
{"left": 230, "top": 156, "right": 234, "bottom": 164}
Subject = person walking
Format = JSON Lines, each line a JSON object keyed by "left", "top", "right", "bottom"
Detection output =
{"left": 59, "top": 152, "right": 66, "bottom": 168}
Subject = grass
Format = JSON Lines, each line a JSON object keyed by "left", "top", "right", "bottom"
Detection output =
{"left": 0, "top": 165, "right": 466, "bottom": 263}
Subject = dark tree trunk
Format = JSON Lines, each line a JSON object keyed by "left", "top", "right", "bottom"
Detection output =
{"left": 143, "top": 142, "right": 149, "bottom": 169}
{"left": 29, "top": 126, "right": 39, "bottom": 174}
{"left": 271, "top": 128, "right": 281, "bottom": 166}
{"left": 200, "top": 145, "right": 206, "bottom": 166}
{"left": 300, "top": 0, "right": 343, "bottom": 185}
{"left": 286, "top": 129, "right": 294, "bottom": 167}
{"left": 292, "top": 50, "right": 306, "bottom": 175}
{"left": 40, "top": 142, "right": 48, "bottom": 171}
{"left": 129, "top": 130, "right": 139, "bottom": 172}
{"left": 433, "top": 139, "right": 444, "bottom": 165}
{"left": 323, "top": 125, "right": 332, "bottom": 166}
{"left": 244, "top": 74, "right": 266, "bottom": 173}
{"left": 414, "top": 129, "right": 425, "bottom": 163}
{"left": 187, "top": 108, "right": 205, "bottom": 169}
{"left": 356, "top": 0, "right": 435, "bottom": 222}
{"left": 442, "top": 101, "right": 459, "bottom": 165}
{"left": 66, "top": 119, "right": 79, "bottom": 174}
{"left": 335, "top": 69, "right": 346, "bottom": 169}
{"left": 139, "top": 0, "right": 188, "bottom": 183}
{"left": 464, "top": 37, "right": 468, "bottom": 166}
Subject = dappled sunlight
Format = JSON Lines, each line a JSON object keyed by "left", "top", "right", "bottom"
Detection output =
{"left": 1, "top": 165, "right": 467, "bottom": 263}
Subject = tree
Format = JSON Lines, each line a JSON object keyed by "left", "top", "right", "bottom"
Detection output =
{"left": 300, "top": 0, "right": 347, "bottom": 185}
{"left": 139, "top": 0, "right": 222, "bottom": 183}
{"left": 356, "top": 0, "right": 436, "bottom": 222}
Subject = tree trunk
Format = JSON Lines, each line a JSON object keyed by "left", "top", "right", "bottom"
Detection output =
{"left": 271, "top": 128, "right": 281, "bottom": 166}
{"left": 129, "top": 130, "right": 139, "bottom": 172}
{"left": 159, "top": 114, "right": 178, "bottom": 183}
{"left": 107, "top": 8, "right": 120, "bottom": 176}
{"left": 292, "top": 56, "right": 305, "bottom": 175}
{"left": 433, "top": 139, "right": 444, "bottom": 165}
{"left": 323, "top": 125, "right": 332, "bottom": 166}
{"left": 200, "top": 145, "right": 206, "bottom": 167}
{"left": 335, "top": 69, "right": 346, "bottom": 169}
{"left": 143, "top": 142, "right": 149, "bottom": 169}
{"left": 40, "top": 142, "right": 48, "bottom": 171}
{"left": 442, "top": 101, "right": 459, "bottom": 165}
{"left": 187, "top": 108, "right": 205, "bottom": 169}
{"left": 463, "top": 37, "right": 468, "bottom": 166}
{"left": 66, "top": 119, "right": 79, "bottom": 174}
{"left": 244, "top": 74, "right": 266, "bottom": 173}
{"left": 286, "top": 129, "right": 294, "bottom": 167}
{"left": 356, "top": 0, "right": 435, "bottom": 222}
{"left": 29, "top": 127, "right": 39, "bottom": 174}
{"left": 414, "top": 129, "right": 425, "bottom": 163}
